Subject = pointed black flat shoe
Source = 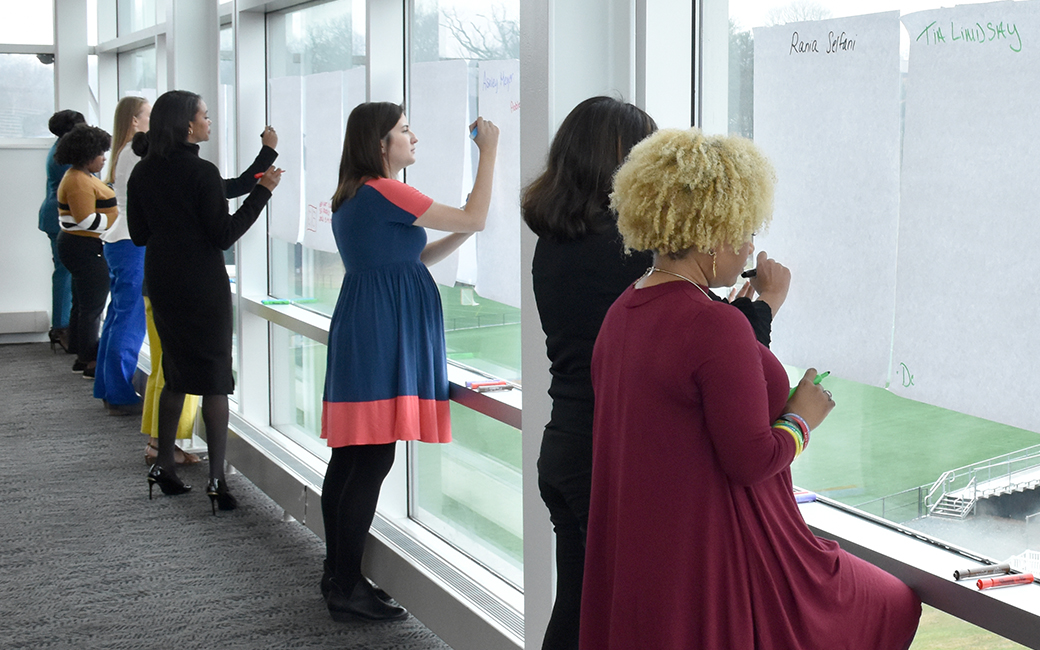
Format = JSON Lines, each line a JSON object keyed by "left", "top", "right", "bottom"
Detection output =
{"left": 147, "top": 464, "right": 191, "bottom": 499}
{"left": 206, "top": 478, "right": 237, "bottom": 515}
{"left": 327, "top": 578, "right": 407, "bottom": 622}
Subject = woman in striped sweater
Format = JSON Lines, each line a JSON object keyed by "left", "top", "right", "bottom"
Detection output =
{"left": 55, "top": 124, "right": 115, "bottom": 377}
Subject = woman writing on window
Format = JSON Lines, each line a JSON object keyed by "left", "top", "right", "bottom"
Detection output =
{"left": 523, "top": 96, "right": 789, "bottom": 650}
{"left": 127, "top": 90, "right": 282, "bottom": 513}
{"left": 581, "top": 128, "right": 920, "bottom": 649}
{"left": 320, "top": 102, "right": 498, "bottom": 623}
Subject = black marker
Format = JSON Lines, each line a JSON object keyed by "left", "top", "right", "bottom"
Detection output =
{"left": 741, "top": 269, "right": 757, "bottom": 278}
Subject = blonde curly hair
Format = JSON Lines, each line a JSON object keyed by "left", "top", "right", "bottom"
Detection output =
{"left": 610, "top": 128, "right": 775, "bottom": 255}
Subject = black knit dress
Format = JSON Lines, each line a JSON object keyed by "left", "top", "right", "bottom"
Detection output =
{"left": 126, "top": 142, "right": 274, "bottom": 395}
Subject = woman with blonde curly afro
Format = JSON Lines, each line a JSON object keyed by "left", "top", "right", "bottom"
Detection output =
{"left": 580, "top": 128, "right": 920, "bottom": 650}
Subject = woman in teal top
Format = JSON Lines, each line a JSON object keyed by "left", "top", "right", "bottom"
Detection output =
{"left": 39, "top": 110, "right": 85, "bottom": 352}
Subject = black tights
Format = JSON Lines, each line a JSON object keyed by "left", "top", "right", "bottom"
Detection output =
{"left": 321, "top": 444, "right": 397, "bottom": 589}
{"left": 156, "top": 388, "right": 229, "bottom": 481}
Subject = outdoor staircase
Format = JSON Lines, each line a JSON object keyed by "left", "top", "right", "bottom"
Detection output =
{"left": 930, "top": 493, "right": 975, "bottom": 519}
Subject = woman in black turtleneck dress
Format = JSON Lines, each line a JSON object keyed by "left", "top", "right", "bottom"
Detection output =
{"left": 522, "top": 97, "right": 787, "bottom": 650}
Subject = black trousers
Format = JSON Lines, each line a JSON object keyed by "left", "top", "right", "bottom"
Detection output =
{"left": 537, "top": 432, "right": 593, "bottom": 650}
{"left": 56, "top": 232, "right": 109, "bottom": 363}
{"left": 321, "top": 443, "right": 397, "bottom": 589}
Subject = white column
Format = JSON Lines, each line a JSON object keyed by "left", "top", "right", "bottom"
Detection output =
{"left": 54, "top": 0, "right": 90, "bottom": 116}
{"left": 167, "top": 0, "right": 220, "bottom": 162}
{"left": 368, "top": 0, "right": 404, "bottom": 102}
{"left": 698, "top": 0, "right": 729, "bottom": 133}
{"left": 234, "top": 6, "right": 272, "bottom": 426}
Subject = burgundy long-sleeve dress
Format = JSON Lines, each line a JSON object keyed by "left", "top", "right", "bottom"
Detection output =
{"left": 581, "top": 280, "right": 920, "bottom": 650}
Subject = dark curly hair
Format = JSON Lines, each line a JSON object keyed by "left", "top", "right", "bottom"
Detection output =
{"left": 48, "top": 109, "right": 86, "bottom": 138}
{"left": 54, "top": 124, "right": 112, "bottom": 168}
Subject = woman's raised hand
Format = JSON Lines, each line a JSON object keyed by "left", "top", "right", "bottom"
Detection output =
{"left": 784, "top": 368, "right": 835, "bottom": 431}
{"left": 470, "top": 117, "right": 499, "bottom": 153}
{"left": 258, "top": 166, "right": 283, "bottom": 192}
{"left": 261, "top": 125, "right": 278, "bottom": 149}
{"left": 748, "top": 250, "right": 791, "bottom": 314}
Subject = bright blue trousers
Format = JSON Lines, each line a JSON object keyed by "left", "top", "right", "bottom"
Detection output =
{"left": 94, "top": 239, "right": 146, "bottom": 406}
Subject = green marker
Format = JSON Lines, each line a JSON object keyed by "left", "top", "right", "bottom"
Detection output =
{"left": 261, "top": 299, "right": 292, "bottom": 305}
{"left": 789, "top": 371, "right": 830, "bottom": 399}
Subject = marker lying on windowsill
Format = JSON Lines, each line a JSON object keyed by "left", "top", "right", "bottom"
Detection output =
{"left": 953, "top": 563, "right": 1011, "bottom": 581}
{"left": 977, "top": 573, "right": 1034, "bottom": 590}
{"left": 789, "top": 371, "right": 830, "bottom": 399}
{"left": 793, "top": 489, "right": 817, "bottom": 504}
{"left": 261, "top": 297, "right": 316, "bottom": 306}
{"left": 466, "top": 380, "right": 508, "bottom": 389}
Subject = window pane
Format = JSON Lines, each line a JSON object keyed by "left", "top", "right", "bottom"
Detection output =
{"left": 407, "top": 0, "right": 522, "bottom": 581}
{"left": 117, "top": 46, "right": 157, "bottom": 100}
{"left": 0, "top": 54, "right": 53, "bottom": 138}
{"left": 270, "top": 323, "right": 329, "bottom": 458}
{"left": 266, "top": 0, "right": 366, "bottom": 312}
{"left": 414, "top": 403, "right": 522, "bottom": 586}
{"left": 117, "top": 0, "right": 156, "bottom": 36}
{"left": 725, "top": 1, "right": 1038, "bottom": 645}
{"left": 0, "top": 1, "right": 52, "bottom": 44}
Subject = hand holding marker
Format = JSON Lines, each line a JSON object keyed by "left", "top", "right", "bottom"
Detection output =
{"left": 789, "top": 371, "right": 829, "bottom": 399}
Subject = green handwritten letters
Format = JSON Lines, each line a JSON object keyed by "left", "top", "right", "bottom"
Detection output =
{"left": 916, "top": 19, "right": 1023, "bottom": 52}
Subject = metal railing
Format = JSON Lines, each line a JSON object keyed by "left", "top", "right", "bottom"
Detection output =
{"left": 853, "top": 443, "right": 1040, "bottom": 523}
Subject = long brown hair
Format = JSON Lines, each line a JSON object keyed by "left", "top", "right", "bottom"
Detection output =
{"left": 522, "top": 96, "right": 657, "bottom": 241}
{"left": 106, "top": 96, "right": 148, "bottom": 184}
{"left": 330, "top": 102, "right": 404, "bottom": 212}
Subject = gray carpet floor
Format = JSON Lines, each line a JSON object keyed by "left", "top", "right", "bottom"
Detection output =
{"left": 0, "top": 342, "right": 453, "bottom": 650}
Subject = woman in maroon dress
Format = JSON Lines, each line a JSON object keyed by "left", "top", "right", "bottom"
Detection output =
{"left": 581, "top": 128, "right": 921, "bottom": 649}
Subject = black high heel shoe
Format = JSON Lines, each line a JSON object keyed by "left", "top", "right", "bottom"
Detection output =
{"left": 206, "top": 478, "right": 238, "bottom": 515}
{"left": 147, "top": 464, "right": 192, "bottom": 499}
{"left": 48, "top": 328, "right": 69, "bottom": 354}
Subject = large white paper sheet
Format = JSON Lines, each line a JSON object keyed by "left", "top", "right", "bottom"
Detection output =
{"left": 475, "top": 59, "right": 521, "bottom": 308}
{"left": 407, "top": 60, "right": 470, "bottom": 287}
{"left": 753, "top": 12, "right": 902, "bottom": 387}
{"left": 893, "top": 1, "right": 1040, "bottom": 431}
{"left": 301, "top": 71, "right": 344, "bottom": 253}
{"left": 268, "top": 75, "right": 303, "bottom": 245}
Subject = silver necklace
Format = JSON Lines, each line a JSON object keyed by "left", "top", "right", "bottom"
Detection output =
{"left": 648, "top": 266, "right": 712, "bottom": 301}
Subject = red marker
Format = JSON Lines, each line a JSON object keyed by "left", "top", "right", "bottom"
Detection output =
{"left": 466, "top": 380, "right": 508, "bottom": 389}
{"left": 977, "top": 573, "right": 1034, "bottom": 590}
{"left": 254, "top": 172, "right": 264, "bottom": 179}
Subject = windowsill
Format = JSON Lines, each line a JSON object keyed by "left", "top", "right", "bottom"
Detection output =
{"left": 0, "top": 138, "right": 54, "bottom": 149}
{"left": 240, "top": 294, "right": 522, "bottom": 429}
{"left": 800, "top": 495, "right": 1040, "bottom": 648}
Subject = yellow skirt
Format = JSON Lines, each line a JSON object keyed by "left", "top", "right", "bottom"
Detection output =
{"left": 141, "top": 297, "right": 199, "bottom": 439}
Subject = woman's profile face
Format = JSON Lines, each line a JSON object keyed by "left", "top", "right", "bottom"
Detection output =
{"left": 381, "top": 113, "right": 418, "bottom": 175}
{"left": 86, "top": 153, "right": 106, "bottom": 174}
{"left": 187, "top": 100, "right": 211, "bottom": 143}
{"left": 134, "top": 102, "right": 151, "bottom": 134}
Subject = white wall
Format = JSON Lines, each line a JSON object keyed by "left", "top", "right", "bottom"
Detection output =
{"left": 0, "top": 144, "right": 57, "bottom": 340}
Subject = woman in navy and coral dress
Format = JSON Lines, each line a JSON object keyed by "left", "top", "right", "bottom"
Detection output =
{"left": 581, "top": 128, "right": 921, "bottom": 649}
{"left": 319, "top": 102, "right": 498, "bottom": 623}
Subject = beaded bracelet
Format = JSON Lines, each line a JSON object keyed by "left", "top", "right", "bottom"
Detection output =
{"left": 774, "top": 419, "right": 804, "bottom": 456}
{"left": 779, "top": 413, "right": 811, "bottom": 452}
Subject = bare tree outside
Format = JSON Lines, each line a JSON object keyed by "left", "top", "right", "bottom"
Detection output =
{"left": 440, "top": 5, "right": 519, "bottom": 60}
{"left": 765, "top": 1, "right": 833, "bottom": 26}
{"left": 729, "top": 20, "right": 754, "bottom": 138}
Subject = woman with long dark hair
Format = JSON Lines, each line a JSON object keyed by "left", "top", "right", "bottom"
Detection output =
{"left": 522, "top": 97, "right": 789, "bottom": 650}
{"left": 127, "top": 90, "right": 282, "bottom": 513}
{"left": 319, "top": 102, "right": 498, "bottom": 622}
